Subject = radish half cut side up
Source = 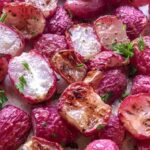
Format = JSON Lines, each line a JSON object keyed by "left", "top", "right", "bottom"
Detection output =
{"left": 58, "top": 81, "right": 111, "bottom": 136}
{"left": 2, "top": 2, "right": 46, "bottom": 39}
{"left": 0, "top": 22, "right": 24, "bottom": 57}
{"left": 21, "top": 136, "right": 63, "bottom": 150}
{"left": 8, "top": 51, "right": 56, "bottom": 104}
{"left": 51, "top": 50, "right": 87, "bottom": 84}
{"left": 94, "top": 15, "right": 129, "bottom": 50}
{"left": 25, "top": 0, "right": 58, "bottom": 18}
{"left": 66, "top": 23, "right": 101, "bottom": 61}
{"left": 119, "top": 93, "right": 150, "bottom": 140}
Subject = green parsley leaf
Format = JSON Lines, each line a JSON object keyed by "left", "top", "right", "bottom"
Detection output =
{"left": 16, "top": 75, "right": 27, "bottom": 93}
{"left": 0, "top": 13, "right": 7, "bottom": 22}
{"left": 96, "top": 124, "right": 105, "bottom": 130}
{"left": 112, "top": 43, "right": 134, "bottom": 58}
{"left": 22, "top": 61, "right": 30, "bottom": 71}
{"left": 0, "top": 90, "right": 8, "bottom": 108}
{"left": 101, "top": 92, "right": 113, "bottom": 103}
{"left": 138, "top": 36, "right": 145, "bottom": 51}
{"left": 76, "top": 63, "right": 84, "bottom": 68}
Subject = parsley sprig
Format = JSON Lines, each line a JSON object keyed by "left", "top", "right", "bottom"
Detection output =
{"left": 101, "top": 92, "right": 113, "bottom": 103}
{"left": 22, "top": 61, "right": 30, "bottom": 71}
{"left": 16, "top": 75, "right": 27, "bottom": 93}
{"left": 76, "top": 63, "right": 84, "bottom": 68}
{"left": 112, "top": 43, "right": 134, "bottom": 59}
{"left": 0, "top": 90, "right": 8, "bottom": 108}
{"left": 0, "top": 13, "right": 7, "bottom": 22}
{"left": 138, "top": 36, "right": 145, "bottom": 51}
{"left": 96, "top": 124, "right": 105, "bottom": 130}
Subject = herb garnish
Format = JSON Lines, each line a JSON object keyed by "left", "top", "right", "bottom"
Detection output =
{"left": 101, "top": 92, "right": 113, "bottom": 103}
{"left": 96, "top": 124, "right": 105, "bottom": 130}
{"left": 0, "top": 13, "right": 7, "bottom": 22}
{"left": 22, "top": 61, "right": 30, "bottom": 71}
{"left": 16, "top": 75, "right": 27, "bottom": 92}
{"left": 138, "top": 36, "right": 145, "bottom": 51}
{"left": 112, "top": 43, "right": 134, "bottom": 59}
{"left": 0, "top": 90, "right": 8, "bottom": 108}
{"left": 76, "top": 63, "right": 84, "bottom": 68}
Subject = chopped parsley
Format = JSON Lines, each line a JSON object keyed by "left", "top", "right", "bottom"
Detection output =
{"left": 22, "top": 61, "right": 30, "bottom": 71}
{"left": 96, "top": 124, "right": 105, "bottom": 130}
{"left": 0, "top": 90, "right": 8, "bottom": 108}
{"left": 76, "top": 63, "right": 84, "bottom": 68}
{"left": 16, "top": 75, "right": 27, "bottom": 93}
{"left": 0, "top": 13, "right": 7, "bottom": 22}
{"left": 112, "top": 43, "right": 134, "bottom": 59}
{"left": 138, "top": 36, "right": 145, "bottom": 51}
{"left": 101, "top": 92, "right": 113, "bottom": 103}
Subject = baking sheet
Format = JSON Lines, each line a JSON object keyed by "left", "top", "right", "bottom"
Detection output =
{"left": 1, "top": 1, "right": 150, "bottom": 150}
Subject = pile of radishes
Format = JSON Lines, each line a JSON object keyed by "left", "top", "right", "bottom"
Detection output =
{"left": 0, "top": 0, "right": 149, "bottom": 150}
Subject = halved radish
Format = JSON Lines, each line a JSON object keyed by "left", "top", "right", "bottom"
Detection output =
{"left": 94, "top": 15, "right": 129, "bottom": 50}
{"left": 119, "top": 93, "right": 150, "bottom": 140}
{"left": 58, "top": 82, "right": 111, "bottom": 136}
{"left": 21, "top": 136, "right": 63, "bottom": 150}
{"left": 0, "top": 23, "right": 24, "bottom": 57}
{"left": 66, "top": 24, "right": 101, "bottom": 61}
{"left": 3, "top": 2, "right": 46, "bottom": 39}
{"left": 88, "top": 51, "right": 126, "bottom": 71}
{"left": 8, "top": 51, "right": 56, "bottom": 104}
{"left": 51, "top": 50, "right": 87, "bottom": 84}
{"left": 25, "top": 0, "right": 58, "bottom": 18}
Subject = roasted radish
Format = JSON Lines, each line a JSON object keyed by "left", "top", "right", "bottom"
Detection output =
{"left": 131, "top": 75, "right": 150, "bottom": 94}
{"left": 0, "top": 105, "right": 31, "bottom": 150}
{"left": 34, "top": 33, "right": 68, "bottom": 59}
{"left": 46, "top": 6, "right": 73, "bottom": 35}
{"left": 119, "top": 93, "right": 150, "bottom": 140}
{"left": 32, "top": 105, "right": 77, "bottom": 145}
{"left": 8, "top": 51, "right": 56, "bottom": 104}
{"left": 66, "top": 24, "right": 101, "bottom": 61}
{"left": 51, "top": 50, "right": 87, "bottom": 84}
{"left": 115, "top": 5, "right": 148, "bottom": 40}
{"left": 58, "top": 82, "right": 111, "bottom": 136}
{"left": 94, "top": 15, "right": 129, "bottom": 50}
{"left": 0, "top": 23, "right": 24, "bottom": 57}
{"left": 88, "top": 51, "right": 126, "bottom": 71}
{"left": 3, "top": 2, "right": 46, "bottom": 39}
